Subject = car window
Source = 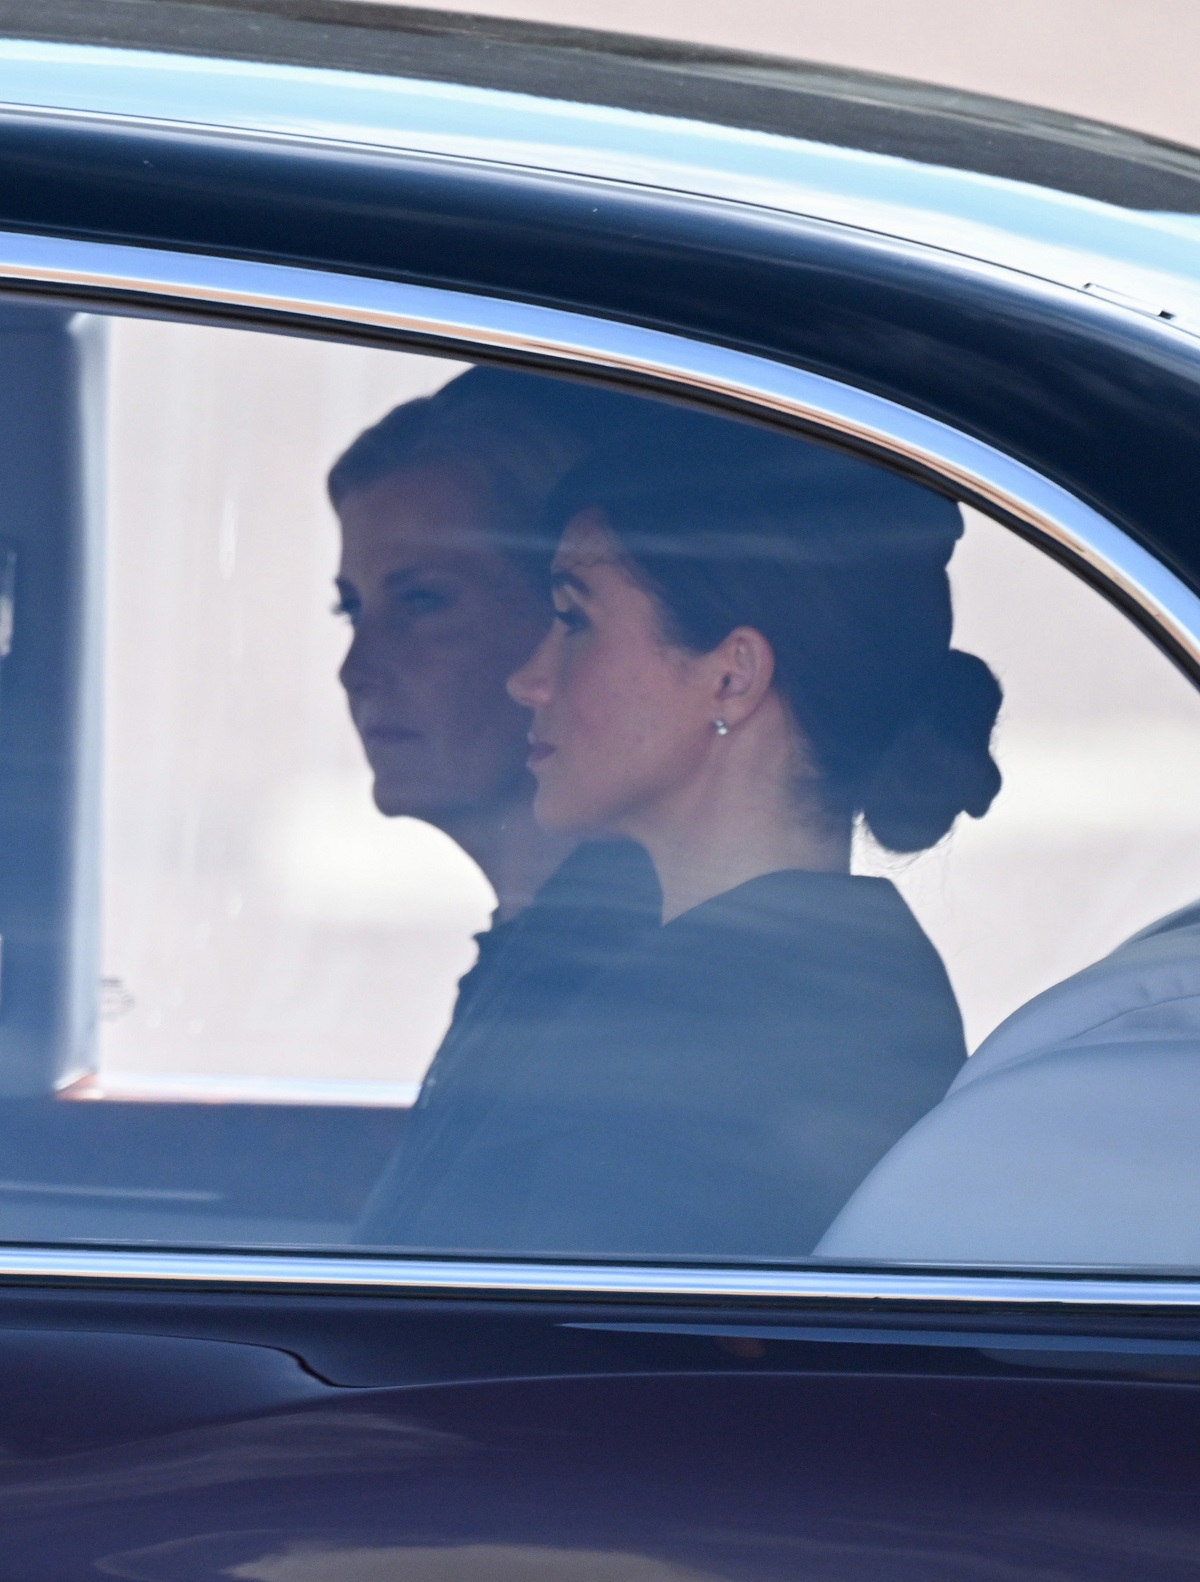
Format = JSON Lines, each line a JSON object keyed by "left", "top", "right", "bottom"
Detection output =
{"left": 1, "top": 299, "right": 1198, "bottom": 1265}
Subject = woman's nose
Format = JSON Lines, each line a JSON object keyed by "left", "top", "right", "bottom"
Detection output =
{"left": 507, "top": 627, "right": 556, "bottom": 710}
{"left": 339, "top": 620, "right": 381, "bottom": 699}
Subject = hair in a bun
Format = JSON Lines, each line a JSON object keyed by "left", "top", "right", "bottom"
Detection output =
{"left": 858, "top": 650, "right": 1003, "bottom": 853}
{"left": 545, "top": 412, "right": 1004, "bottom": 854}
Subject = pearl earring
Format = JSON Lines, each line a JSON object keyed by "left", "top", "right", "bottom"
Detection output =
{"left": 713, "top": 717, "right": 729, "bottom": 737}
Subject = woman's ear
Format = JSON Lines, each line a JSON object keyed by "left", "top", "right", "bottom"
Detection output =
{"left": 711, "top": 626, "right": 776, "bottom": 726}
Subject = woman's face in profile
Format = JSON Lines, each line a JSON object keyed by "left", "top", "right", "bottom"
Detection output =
{"left": 507, "top": 509, "right": 718, "bottom": 837}
{"left": 336, "top": 463, "right": 550, "bottom": 822}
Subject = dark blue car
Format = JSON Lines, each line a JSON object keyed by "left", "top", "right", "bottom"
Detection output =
{"left": 0, "top": 2, "right": 1199, "bottom": 1576}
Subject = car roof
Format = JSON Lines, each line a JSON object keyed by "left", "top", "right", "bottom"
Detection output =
{"left": 2, "top": 2, "right": 1200, "bottom": 331}
{"left": 8, "top": 0, "right": 1200, "bottom": 210}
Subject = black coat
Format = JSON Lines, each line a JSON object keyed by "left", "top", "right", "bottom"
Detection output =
{"left": 358, "top": 865, "right": 965, "bottom": 1258}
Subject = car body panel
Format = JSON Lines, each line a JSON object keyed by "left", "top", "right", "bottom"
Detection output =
{"left": 1, "top": 1292, "right": 1200, "bottom": 1578}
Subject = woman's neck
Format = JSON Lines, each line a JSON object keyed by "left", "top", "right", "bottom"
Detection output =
{"left": 439, "top": 793, "right": 576, "bottom": 923}
{"left": 624, "top": 711, "right": 852, "bottom": 924}
{"left": 645, "top": 817, "right": 850, "bottom": 924}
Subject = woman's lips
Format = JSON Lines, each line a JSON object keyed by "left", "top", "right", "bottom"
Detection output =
{"left": 527, "top": 741, "right": 555, "bottom": 767}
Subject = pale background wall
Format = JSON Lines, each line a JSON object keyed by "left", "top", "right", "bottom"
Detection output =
{"left": 361, "top": 0, "right": 1200, "bottom": 151}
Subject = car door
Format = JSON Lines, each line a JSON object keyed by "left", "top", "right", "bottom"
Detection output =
{"left": 1, "top": 12, "right": 1200, "bottom": 1582}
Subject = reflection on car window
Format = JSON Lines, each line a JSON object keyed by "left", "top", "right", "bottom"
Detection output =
{"left": 0, "top": 301, "right": 1198, "bottom": 1265}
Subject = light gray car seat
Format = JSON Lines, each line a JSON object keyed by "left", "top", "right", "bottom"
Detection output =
{"left": 816, "top": 901, "right": 1200, "bottom": 1267}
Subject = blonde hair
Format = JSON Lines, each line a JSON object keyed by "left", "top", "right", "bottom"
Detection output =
{"left": 329, "top": 365, "right": 642, "bottom": 579}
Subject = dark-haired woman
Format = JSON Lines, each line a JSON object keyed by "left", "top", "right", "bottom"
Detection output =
{"left": 357, "top": 416, "right": 1003, "bottom": 1258}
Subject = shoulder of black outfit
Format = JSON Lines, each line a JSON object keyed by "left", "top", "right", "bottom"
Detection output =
{"left": 541, "top": 868, "right": 968, "bottom": 1255}
{"left": 372, "top": 867, "right": 966, "bottom": 1259}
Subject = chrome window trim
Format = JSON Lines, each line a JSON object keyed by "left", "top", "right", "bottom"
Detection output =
{"left": 4, "top": 1245, "right": 1200, "bottom": 1308}
{"left": 2, "top": 227, "right": 1200, "bottom": 1310}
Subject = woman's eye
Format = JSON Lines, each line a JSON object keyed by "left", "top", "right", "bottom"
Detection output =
{"left": 332, "top": 594, "right": 360, "bottom": 627}
{"left": 396, "top": 586, "right": 453, "bottom": 617}
{"left": 553, "top": 604, "right": 588, "bottom": 635}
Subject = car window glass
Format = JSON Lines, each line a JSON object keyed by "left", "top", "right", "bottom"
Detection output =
{"left": 0, "top": 300, "right": 1198, "bottom": 1266}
